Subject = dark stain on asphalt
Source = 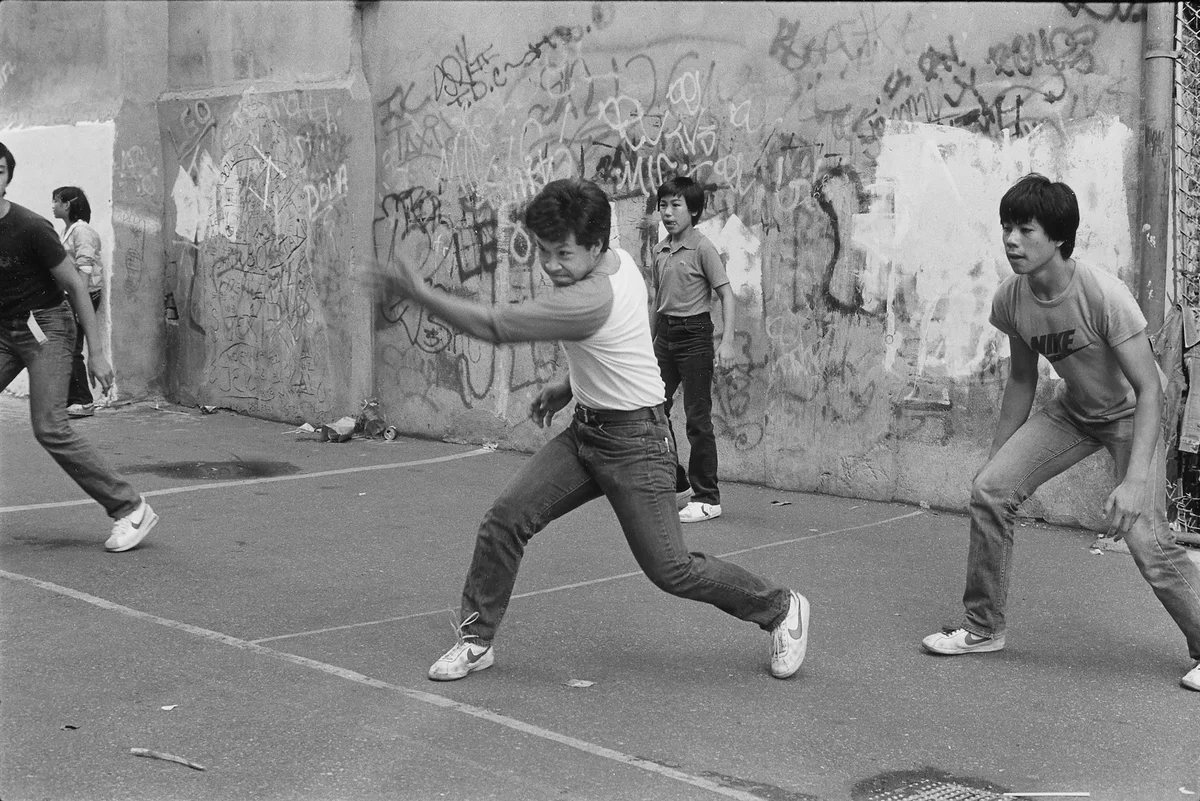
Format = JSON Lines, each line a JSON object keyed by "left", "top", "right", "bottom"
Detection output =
{"left": 121, "top": 460, "right": 302, "bottom": 480}
{"left": 699, "top": 769, "right": 821, "bottom": 800}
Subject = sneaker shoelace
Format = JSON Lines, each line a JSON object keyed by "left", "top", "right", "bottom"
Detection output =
{"left": 440, "top": 611, "right": 482, "bottom": 661}
{"left": 770, "top": 612, "right": 791, "bottom": 660}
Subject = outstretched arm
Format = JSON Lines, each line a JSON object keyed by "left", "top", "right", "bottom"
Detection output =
{"left": 1105, "top": 331, "right": 1164, "bottom": 539}
{"left": 372, "top": 255, "right": 504, "bottom": 343}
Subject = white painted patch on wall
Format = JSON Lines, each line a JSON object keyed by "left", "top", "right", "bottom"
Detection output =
{"left": 697, "top": 214, "right": 762, "bottom": 301}
{"left": 853, "top": 118, "right": 1132, "bottom": 378}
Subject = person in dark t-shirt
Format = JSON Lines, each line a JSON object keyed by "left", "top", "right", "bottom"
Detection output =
{"left": 0, "top": 141, "right": 159, "bottom": 552}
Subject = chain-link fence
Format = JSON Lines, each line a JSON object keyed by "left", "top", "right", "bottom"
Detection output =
{"left": 1173, "top": 1, "right": 1200, "bottom": 542}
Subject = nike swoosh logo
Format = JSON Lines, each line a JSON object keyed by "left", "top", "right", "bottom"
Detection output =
{"left": 789, "top": 599, "right": 804, "bottom": 640}
{"left": 963, "top": 633, "right": 991, "bottom": 645}
{"left": 1045, "top": 343, "right": 1091, "bottom": 363}
{"left": 466, "top": 647, "right": 489, "bottom": 664}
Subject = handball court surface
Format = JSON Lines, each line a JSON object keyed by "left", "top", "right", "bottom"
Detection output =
{"left": 1, "top": 395, "right": 1197, "bottom": 801}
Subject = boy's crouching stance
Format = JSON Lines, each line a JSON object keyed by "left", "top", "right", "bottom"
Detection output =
{"left": 921, "top": 173, "right": 1200, "bottom": 692}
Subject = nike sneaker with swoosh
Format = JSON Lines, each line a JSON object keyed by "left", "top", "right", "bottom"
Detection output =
{"left": 921, "top": 627, "right": 1005, "bottom": 655}
{"left": 769, "top": 590, "right": 810, "bottom": 678}
{"left": 105, "top": 500, "right": 159, "bottom": 553}
{"left": 428, "top": 640, "right": 494, "bottom": 681}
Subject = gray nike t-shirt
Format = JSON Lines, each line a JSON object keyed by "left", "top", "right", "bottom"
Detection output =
{"left": 990, "top": 261, "right": 1147, "bottom": 422}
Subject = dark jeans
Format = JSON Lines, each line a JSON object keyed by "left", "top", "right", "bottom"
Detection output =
{"left": 67, "top": 289, "right": 102, "bottom": 406}
{"left": 654, "top": 313, "right": 719, "bottom": 504}
{"left": 0, "top": 301, "right": 141, "bottom": 519}
{"left": 458, "top": 405, "right": 789, "bottom": 644}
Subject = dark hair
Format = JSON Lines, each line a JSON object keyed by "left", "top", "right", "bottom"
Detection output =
{"left": 520, "top": 178, "right": 611, "bottom": 252}
{"left": 656, "top": 175, "right": 705, "bottom": 225}
{"left": 0, "top": 141, "right": 14, "bottom": 181}
{"left": 53, "top": 186, "right": 92, "bottom": 223}
{"left": 999, "top": 173, "right": 1079, "bottom": 258}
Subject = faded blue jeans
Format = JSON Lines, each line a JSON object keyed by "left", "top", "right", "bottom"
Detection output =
{"left": 459, "top": 404, "right": 789, "bottom": 644}
{"left": 654, "top": 313, "right": 720, "bottom": 504}
{"left": 0, "top": 301, "right": 141, "bottom": 519}
{"left": 963, "top": 397, "right": 1200, "bottom": 661}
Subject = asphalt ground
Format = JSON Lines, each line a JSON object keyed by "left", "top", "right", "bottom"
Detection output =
{"left": 1, "top": 394, "right": 1199, "bottom": 801}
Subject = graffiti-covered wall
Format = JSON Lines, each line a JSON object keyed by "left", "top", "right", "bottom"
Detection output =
{"left": 0, "top": 0, "right": 1158, "bottom": 526}
{"left": 159, "top": 89, "right": 368, "bottom": 421}
{"left": 156, "top": 0, "right": 376, "bottom": 422}
{"left": 363, "top": 1, "right": 1147, "bottom": 521}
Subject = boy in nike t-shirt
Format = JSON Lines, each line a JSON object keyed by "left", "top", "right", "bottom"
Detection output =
{"left": 375, "top": 178, "right": 809, "bottom": 683}
{"left": 921, "top": 173, "right": 1200, "bottom": 692}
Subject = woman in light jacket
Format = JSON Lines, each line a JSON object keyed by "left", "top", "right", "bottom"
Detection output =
{"left": 52, "top": 186, "right": 104, "bottom": 417}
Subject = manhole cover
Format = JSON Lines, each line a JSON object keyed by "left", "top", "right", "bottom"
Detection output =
{"left": 121, "top": 460, "right": 301, "bottom": 480}
{"left": 853, "top": 769, "right": 1009, "bottom": 801}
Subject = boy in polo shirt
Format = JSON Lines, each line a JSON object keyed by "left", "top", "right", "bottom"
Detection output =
{"left": 377, "top": 178, "right": 810, "bottom": 682}
{"left": 0, "top": 141, "right": 158, "bottom": 552}
{"left": 651, "top": 176, "right": 735, "bottom": 523}
{"left": 920, "top": 173, "right": 1200, "bottom": 692}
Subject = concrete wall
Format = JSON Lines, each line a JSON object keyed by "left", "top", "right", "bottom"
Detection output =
{"left": 0, "top": 0, "right": 168, "bottom": 398}
{"left": 0, "top": 0, "right": 1157, "bottom": 528}
{"left": 157, "top": 0, "right": 376, "bottom": 422}
{"left": 362, "top": 1, "right": 1147, "bottom": 528}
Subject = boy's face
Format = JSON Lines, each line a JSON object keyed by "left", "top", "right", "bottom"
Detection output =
{"left": 536, "top": 231, "right": 603, "bottom": 287}
{"left": 657, "top": 194, "right": 693, "bottom": 235}
{"left": 0, "top": 160, "right": 9, "bottom": 197}
{"left": 1002, "top": 217, "right": 1063, "bottom": 274}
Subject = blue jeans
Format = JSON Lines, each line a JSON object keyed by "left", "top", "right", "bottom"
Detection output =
{"left": 0, "top": 301, "right": 141, "bottom": 519}
{"left": 963, "top": 397, "right": 1200, "bottom": 661}
{"left": 459, "top": 405, "right": 789, "bottom": 643}
{"left": 654, "top": 313, "right": 719, "bottom": 504}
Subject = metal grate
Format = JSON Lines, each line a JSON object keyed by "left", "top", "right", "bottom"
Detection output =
{"left": 1174, "top": 2, "right": 1200, "bottom": 539}
{"left": 866, "top": 777, "right": 1005, "bottom": 800}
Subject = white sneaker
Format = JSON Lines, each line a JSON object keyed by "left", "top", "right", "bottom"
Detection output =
{"left": 428, "top": 611, "right": 494, "bottom": 681}
{"left": 921, "top": 627, "right": 1005, "bottom": 655}
{"left": 1182, "top": 662, "right": 1200, "bottom": 691}
{"left": 67, "top": 403, "right": 95, "bottom": 418}
{"left": 769, "top": 591, "right": 809, "bottom": 678}
{"left": 428, "top": 640, "right": 494, "bottom": 681}
{"left": 105, "top": 500, "right": 159, "bottom": 552}
{"left": 679, "top": 501, "right": 721, "bottom": 523}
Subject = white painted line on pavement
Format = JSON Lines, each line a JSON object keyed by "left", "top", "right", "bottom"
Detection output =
{"left": 0, "top": 448, "right": 496, "bottom": 514}
{"left": 1, "top": 568, "right": 767, "bottom": 801}
{"left": 252, "top": 508, "right": 927, "bottom": 644}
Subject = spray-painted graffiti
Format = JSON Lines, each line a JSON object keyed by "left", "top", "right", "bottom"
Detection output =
{"left": 370, "top": 4, "right": 1139, "bottom": 487}
{"left": 1062, "top": 2, "right": 1144, "bottom": 23}
{"left": 163, "top": 89, "right": 355, "bottom": 421}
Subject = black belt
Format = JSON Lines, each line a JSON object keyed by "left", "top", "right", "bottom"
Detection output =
{"left": 574, "top": 404, "right": 660, "bottom": 424}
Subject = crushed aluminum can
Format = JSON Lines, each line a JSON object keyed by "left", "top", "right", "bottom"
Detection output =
{"left": 383, "top": 425, "right": 397, "bottom": 441}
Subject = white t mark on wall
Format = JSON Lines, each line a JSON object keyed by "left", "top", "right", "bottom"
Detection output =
{"left": 697, "top": 214, "right": 762, "bottom": 301}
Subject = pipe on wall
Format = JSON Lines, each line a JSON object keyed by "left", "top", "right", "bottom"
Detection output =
{"left": 1138, "top": 1, "right": 1178, "bottom": 330}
